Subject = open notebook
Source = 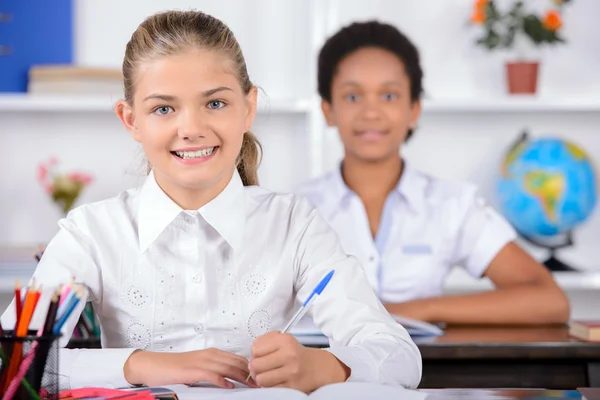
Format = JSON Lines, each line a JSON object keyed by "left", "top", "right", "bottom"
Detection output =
{"left": 125, "top": 382, "right": 430, "bottom": 400}
{"left": 290, "top": 315, "right": 443, "bottom": 346}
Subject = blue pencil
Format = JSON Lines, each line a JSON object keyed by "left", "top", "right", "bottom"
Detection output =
{"left": 56, "top": 288, "right": 77, "bottom": 318}
{"left": 53, "top": 293, "right": 81, "bottom": 335}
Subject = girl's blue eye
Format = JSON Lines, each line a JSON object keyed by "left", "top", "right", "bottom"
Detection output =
{"left": 154, "top": 106, "right": 173, "bottom": 115}
{"left": 382, "top": 93, "right": 398, "bottom": 101}
{"left": 345, "top": 94, "right": 359, "bottom": 102}
{"left": 208, "top": 100, "right": 225, "bottom": 110}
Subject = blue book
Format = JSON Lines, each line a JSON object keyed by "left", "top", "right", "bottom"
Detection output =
{"left": 0, "top": 0, "right": 73, "bottom": 92}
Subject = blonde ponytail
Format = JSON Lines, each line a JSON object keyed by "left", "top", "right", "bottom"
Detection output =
{"left": 237, "top": 131, "right": 262, "bottom": 186}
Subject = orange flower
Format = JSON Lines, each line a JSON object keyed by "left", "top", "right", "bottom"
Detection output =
{"left": 471, "top": 9, "right": 486, "bottom": 24}
{"left": 543, "top": 10, "right": 562, "bottom": 31}
{"left": 471, "top": 0, "right": 487, "bottom": 24}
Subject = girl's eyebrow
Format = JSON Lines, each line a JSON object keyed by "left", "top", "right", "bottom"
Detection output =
{"left": 143, "top": 94, "right": 176, "bottom": 102}
{"left": 143, "top": 86, "right": 234, "bottom": 102}
{"left": 202, "top": 86, "right": 233, "bottom": 97}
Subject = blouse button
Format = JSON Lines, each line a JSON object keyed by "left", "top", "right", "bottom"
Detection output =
{"left": 183, "top": 214, "right": 194, "bottom": 224}
{"left": 194, "top": 324, "right": 204, "bottom": 334}
{"left": 192, "top": 273, "right": 203, "bottom": 283}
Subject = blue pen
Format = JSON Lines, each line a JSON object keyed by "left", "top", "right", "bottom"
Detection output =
{"left": 247, "top": 270, "right": 335, "bottom": 381}
{"left": 282, "top": 269, "right": 335, "bottom": 333}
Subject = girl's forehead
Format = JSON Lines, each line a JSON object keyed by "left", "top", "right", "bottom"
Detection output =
{"left": 134, "top": 50, "right": 241, "bottom": 94}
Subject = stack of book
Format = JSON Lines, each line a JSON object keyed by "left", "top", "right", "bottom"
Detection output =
{"left": 27, "top": 65, "right": 123, "bottom": 97}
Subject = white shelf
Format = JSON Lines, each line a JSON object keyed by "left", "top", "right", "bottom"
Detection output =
{"left": 444, "top": 269, "right": 600, "bottom": 292}
{"left": 0, "top": 94, "right": 311, "bottom": 114}
{"left": 421, "top": 97, "right": 600, "bottom": 113}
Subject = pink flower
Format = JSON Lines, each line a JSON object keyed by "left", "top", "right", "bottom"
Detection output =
{"left": 80, "top": 174, "right": 94, "bottom": 185}
{"left": 67, "top": 172, "right": 83, "bottom": 182}
{"left": 44, "top": 184, "right": 54, "bottom": 194}
{"left": 67, "top": 172, "right": 93, "bottom": 185}
{"left": 48, "top": 157, "right": 58, "bottom": 166}
{"left": 37, "top": 164, "right": 47, "bottom": 183}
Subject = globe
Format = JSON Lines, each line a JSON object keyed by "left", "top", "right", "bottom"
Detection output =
{"left": 496, "top": 134, "right": 598, "bottom": 239}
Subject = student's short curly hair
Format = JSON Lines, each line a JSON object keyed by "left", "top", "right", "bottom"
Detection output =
{"left": 317, "top": 20, "right": 423, "bottom": 140}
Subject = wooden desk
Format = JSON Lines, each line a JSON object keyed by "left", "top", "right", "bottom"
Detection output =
{"left": 67, "top": 325, "right": 600, "bottom": 389}
{"left": 421, "top": 388, "right": 588, "bottom": 399}
{"left": 416, "top": 325, "right": 600, "bottom": 389}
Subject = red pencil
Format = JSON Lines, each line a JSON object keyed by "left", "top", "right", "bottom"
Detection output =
{"left": 14, "top": 279, "right": 22, "bottom": 331}
{"left": 0, "top": 319, "right": 6, "bottom": 391}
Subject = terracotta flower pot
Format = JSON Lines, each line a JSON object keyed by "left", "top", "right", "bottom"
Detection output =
{"left": 506, "top": 61, "right": 539, "bottom": 94}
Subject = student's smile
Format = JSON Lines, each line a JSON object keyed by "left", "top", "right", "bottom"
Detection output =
{"left": 354, "top": 130, "right": 389, "bottom": 142}
{"left": 170, "top": 145, "right": 220, "bottom": 165}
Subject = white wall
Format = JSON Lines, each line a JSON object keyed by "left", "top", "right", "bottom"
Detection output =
{"left": 328, "top": 0, "right": 600, "bottom": 99}
{"left": 74, "top": 0, "right": 314, "bottom": 100}
{"left": 1, "top": 1, "right": 599, "bottom": 317}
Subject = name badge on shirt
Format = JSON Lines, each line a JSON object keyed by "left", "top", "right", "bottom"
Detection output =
{"left": 402, "top": 244, "right": 433, "bottom": 255}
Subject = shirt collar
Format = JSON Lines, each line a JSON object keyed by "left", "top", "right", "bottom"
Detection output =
{"left": 395, "top": 162, "right": 426, "bottom": 215}
{"left": 198, "top": 170, "right": 245, "bottom": 253}
{"left": 138, "top": 170, "right": 246, "bottom": 254}
{"left": 330, "top": 161, "right": 424, "bottom": 214}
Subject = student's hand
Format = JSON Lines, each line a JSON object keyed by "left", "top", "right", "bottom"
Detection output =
{"left": 248, "top": 331, "right": 350, "bottom": 393}
{"left": 124, "top": 348, "right": 259, "bottom": 388}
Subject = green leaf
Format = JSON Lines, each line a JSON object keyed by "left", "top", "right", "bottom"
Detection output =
{"left": 523, "top": 15, "right": 545, "bottom": 44}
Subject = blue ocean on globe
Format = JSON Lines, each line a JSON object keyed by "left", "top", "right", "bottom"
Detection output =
{"left": 496, "top": 136, "right": 598, "bottom": 238}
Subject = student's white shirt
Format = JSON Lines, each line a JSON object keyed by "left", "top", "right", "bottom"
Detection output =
{"left": 295, "top": 164, "right": 517, "bottom": 303}
{"left": 1, "top": 170, "right": 421, "bottom": 390}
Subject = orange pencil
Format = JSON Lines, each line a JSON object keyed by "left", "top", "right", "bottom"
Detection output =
{"left": 17, "top": 281, "right": 37, "bottom": 336}
{"left": 2, "top": 283, "right": 40, "bottom": 392}
{"left": 32, "top": 285, "right": 42, "bottom": 316}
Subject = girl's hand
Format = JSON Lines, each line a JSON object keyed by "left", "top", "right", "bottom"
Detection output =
{"left": 248, "top": 331, "right": 349, "bottom": 392}
{"left": 124, "top": 348, "right": 259, "bottom": 388}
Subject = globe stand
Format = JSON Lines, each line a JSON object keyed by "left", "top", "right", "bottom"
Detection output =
{"left": 520, "top": 231, "right": 578, "bottom": 272}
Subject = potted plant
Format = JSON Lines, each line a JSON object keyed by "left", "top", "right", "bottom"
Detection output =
{"left": 470, "top": 0, "right": 572, "bottom": 94}
{"left": 37, "top": 157, "right": 94, "bottom": 216}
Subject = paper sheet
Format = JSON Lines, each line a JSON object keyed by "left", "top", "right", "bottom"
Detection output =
{"left": 289, "top": 314, "right": 444, "bottom": 346}
{"left": 157, "top": 383, "right": 429, "bottom": 400}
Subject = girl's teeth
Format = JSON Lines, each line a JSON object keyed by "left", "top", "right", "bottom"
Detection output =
{"left": 176, "top": 147, "right": 215, "bottom": 159}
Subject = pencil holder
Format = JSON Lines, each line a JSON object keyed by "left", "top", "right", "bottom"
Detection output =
{"left": 0, "top": 331, "right": 61, "bottom": 400}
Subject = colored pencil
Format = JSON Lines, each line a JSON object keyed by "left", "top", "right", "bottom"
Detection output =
{"left": 54, "top": 287, "right": 83, "bottom": 335}
{"left": 2, "top": 282, "right": 40, "bottom": 392}
{"left": 42, "top": 292, "right": 60, "bottom": 337}
{"left": 14, "top": 279, "right": 22, "bottom": 330}
{"left": 59, "top": 277, "right": 74, "bottom": 307}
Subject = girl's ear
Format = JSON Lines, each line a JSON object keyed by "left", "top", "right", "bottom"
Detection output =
{"left": 116, "top": 100, "right": 141, "bottom": 142}
{"left": 244, "top": 87, "right": 258, "bottom": 132}
{"left": 321, "top": 100, "right": 336, "bottom": 127}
